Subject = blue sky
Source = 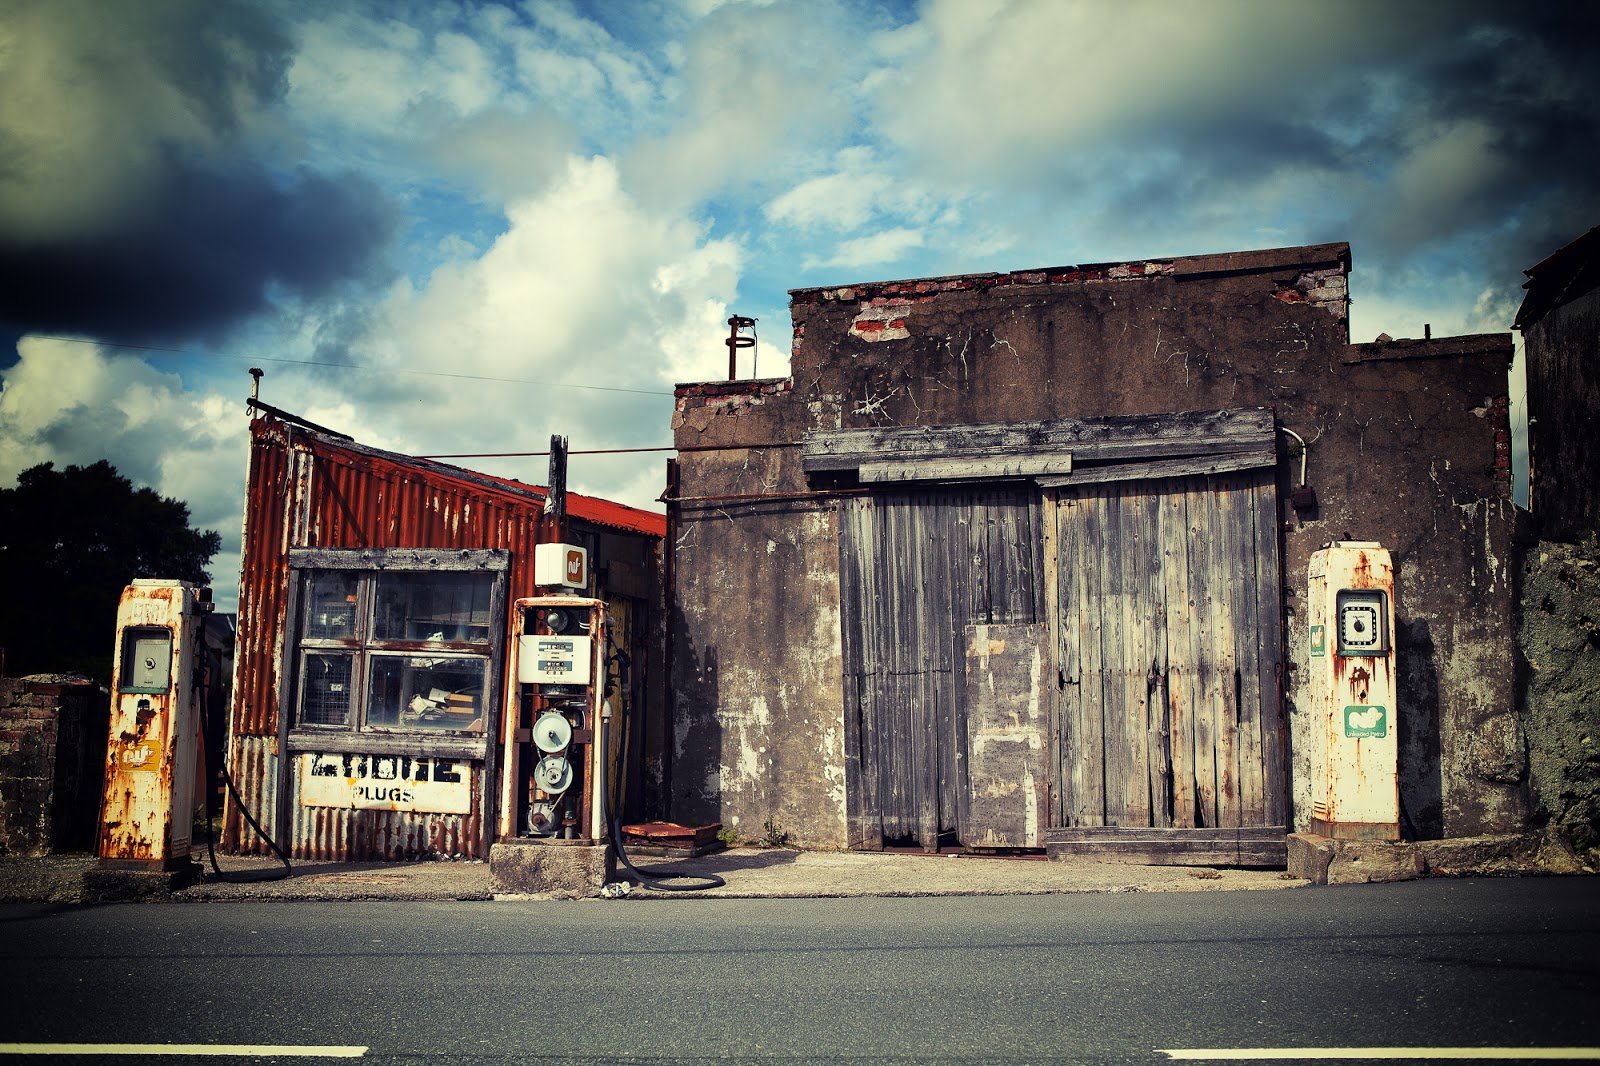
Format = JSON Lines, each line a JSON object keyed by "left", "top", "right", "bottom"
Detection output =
{"left": 2, "top": 0, "right": 1596, "bottom": 610}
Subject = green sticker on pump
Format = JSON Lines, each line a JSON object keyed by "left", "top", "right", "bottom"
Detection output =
{"left": 1310, "top": 624, "right": 1326, "bottom": 657}
{"left": 1344, "top": 704, "right": 1387, "bottom": 739}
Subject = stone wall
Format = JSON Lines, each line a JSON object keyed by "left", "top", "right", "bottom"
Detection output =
{"left": 0, "top": 677, "right": 107, "bottom": 855}
{"left": 1519, "top": 534, "right": 1600, "bottom": 855}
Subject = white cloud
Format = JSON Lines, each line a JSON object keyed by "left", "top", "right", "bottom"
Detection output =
{"left": 808, "top": 227, "right": 926, "bottom": 271}
{"left": 766, "top": 163, "right": 896, "bottom": 232}
{"left": 314, "top": 154, "right": 742, "bottom": 509}
{"left": 1362, "top": 120, "right": 1517, "bottom": 253}
{"left": 870, "top": 0, "right": 1394, "bottom": 181}
{"left": 621, "top": 2, "right": 859, "bottom": 208}
{"left": 0, "top": 337, "right": 250, "bottom": 604}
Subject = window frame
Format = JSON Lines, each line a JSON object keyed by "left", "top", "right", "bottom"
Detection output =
{"left": 282, "top": 548, "right": 509, "bottom": 760}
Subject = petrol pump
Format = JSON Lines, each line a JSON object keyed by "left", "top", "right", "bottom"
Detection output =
{"left": 499, "top": 543, "right": 613, "bottom": 847}
{"left": 97, "top": 579, "right": 210, "bottom": 872}
{"left": 1307, "top": 542, "right": 1399, "bottom": 841}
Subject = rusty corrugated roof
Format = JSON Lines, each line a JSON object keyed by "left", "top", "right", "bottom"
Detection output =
{"left": 246, "top": 401, "right": 665, "bottom": 538}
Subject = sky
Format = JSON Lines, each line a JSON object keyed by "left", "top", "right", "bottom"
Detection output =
{"left": 2, "top": 0, "right": 1597, "bottom": 611}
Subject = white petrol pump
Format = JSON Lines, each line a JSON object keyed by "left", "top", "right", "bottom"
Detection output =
{"left": 98, "top": 579, "right": 210, "bottom": 870}
{"left": 1307, "top": 542, "right": 1400, "bottom": 841}
{"left": 501, "top": 592, "right": 610, "bottom": 842}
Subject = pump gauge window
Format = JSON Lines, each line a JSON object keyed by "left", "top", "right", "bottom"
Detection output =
{"left": 1336, "top": 589, "right": 1389, "bottom": 656}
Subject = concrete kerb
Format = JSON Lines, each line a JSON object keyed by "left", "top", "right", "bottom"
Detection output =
{"left": 1287, "top": 827, "right": 1593, "bottom": 885}
{"left": 2, "top": 834, "right": 1591, "bottom": 903}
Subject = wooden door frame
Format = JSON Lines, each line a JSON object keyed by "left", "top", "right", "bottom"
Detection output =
{"left": 811, "top": 407, "right": 1283, "bottom": 853}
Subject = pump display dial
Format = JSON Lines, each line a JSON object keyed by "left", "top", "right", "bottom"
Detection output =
{"left": 1335, "top": 589, "right": 1388, "bottom": 656}
{"left": 533, "top": 711, "right": 572, "bottom": 753}
{"left": 533, "top": 755, "right": 573, "bottom": 794}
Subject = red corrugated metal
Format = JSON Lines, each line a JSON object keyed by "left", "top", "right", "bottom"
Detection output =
{"left": 225, "top": 414, "right": 663, "bottom": 859}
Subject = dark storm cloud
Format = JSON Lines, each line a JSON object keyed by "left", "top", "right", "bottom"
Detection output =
{"left": 0, "top": 0, "right": 397, "bottom": 345}
{"left": 0, "top": 158, "right": 395, "bottom": 344}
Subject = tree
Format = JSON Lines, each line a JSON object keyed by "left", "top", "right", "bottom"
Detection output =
{"left": 0, "top": 461, "right": 221, "bottom": 681}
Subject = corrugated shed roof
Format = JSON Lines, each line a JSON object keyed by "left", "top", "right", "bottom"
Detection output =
{"left": 248, "top": 401, "right": 665, "bottom": 538}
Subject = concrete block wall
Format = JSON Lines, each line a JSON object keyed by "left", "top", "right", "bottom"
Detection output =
{"left": 0, "top": 678, "right": 107, "bottom": 855}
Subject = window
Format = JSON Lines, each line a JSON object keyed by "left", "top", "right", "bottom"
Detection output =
{"left": 288, "top": 550, "right": 507, "bottom": 739}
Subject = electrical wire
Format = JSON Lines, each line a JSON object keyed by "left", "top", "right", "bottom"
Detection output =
{"left": 25, "top": 334, "right": 675, "bottom": 397}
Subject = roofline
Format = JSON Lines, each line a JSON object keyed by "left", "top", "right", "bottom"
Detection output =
{"left": 250, "top": 403, "right": 666, "bottom": 539}
{"left": 787, "top": 242, "right": 1351, "bottom": 299}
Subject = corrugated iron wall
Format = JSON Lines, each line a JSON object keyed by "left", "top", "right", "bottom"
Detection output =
{"left": 225, "top": 416, "right": 661, "bottom": 859}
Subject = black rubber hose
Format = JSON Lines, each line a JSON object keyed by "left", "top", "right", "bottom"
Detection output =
{"left": 608, "top": 811, "right": 725, "bottom": 892}
{"left": 197, "top": 677, "right": 292, "bottom": 883}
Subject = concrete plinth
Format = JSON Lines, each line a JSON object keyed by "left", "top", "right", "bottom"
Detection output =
{"left": 490, "top": 839, "right": 613, "bottom": 897}
{"left": 1326, "top": 840, "right": 1427, "bottom": 885}
{"left": 1290, "top": 832, "right": 1429, "bottom": 886}
{"left": 1289, "top": 833, "right": 1425, "bottom": 885}
{"left": 81, "top": 860, "right": 200, "bottom": 901}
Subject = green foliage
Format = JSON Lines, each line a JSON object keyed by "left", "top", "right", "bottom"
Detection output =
{"left": 0, "top": 460, "right": 221, "bottom": 681}
{"left": 760, "top": 817, "right": 790, "bottom": 848}
{"left": 716, "top": 825, "right": 739, "bottom": 849}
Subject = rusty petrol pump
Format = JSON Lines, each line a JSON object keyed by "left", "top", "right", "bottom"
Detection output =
{"left": 1307, "top": 542, "right": 1400, "bottom": 841}
{"left": 498, "top": 542, "right": 613, "bottom": 847}
{"left": 95, "top": 579, "right": 210, "bottom": 883}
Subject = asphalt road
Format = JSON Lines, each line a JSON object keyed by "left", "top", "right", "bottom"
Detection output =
{"left": 1, "top": 878, "right": 1596, "bottom": 1064}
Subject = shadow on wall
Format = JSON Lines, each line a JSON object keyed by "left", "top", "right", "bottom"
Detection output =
{"left": 670, "top": 599, "right": 722, "bottom": 832}
{"left": 1398, "top": 619, "right": 1444, "bottom": 839}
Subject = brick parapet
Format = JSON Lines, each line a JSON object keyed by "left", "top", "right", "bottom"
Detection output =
{"left": 0, "top": 677, "right": 106, "bottom": 855}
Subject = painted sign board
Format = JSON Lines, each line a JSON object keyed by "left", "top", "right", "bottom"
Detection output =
{"left": 517, "top": 634, "right": 592, "bottom": 684}
{"left": 300, "top": 752, "right": 472, "bottom": 814}
{"left": 1343, "top": 704, "right": 1388, "bottom": 739}
{"left": 534, "top": 543, "right": 589, "bottom": 589}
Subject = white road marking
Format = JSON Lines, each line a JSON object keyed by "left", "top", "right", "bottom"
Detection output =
{"left": 0, "top": 1044, "right": 367, "bottom": 1058}
{"left": 1159, "top": 1050, "right": 1600, "bottom": 1061}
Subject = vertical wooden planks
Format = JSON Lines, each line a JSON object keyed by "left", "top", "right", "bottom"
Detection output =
{"left": 962, "top": 623, "right": 1048, "bottom": 847}
{"left": 1159, "top": 485, "right": 1196, "bottom": 828}
{"left": 1253, "top": 469, "right": 1287, "bottom": 827}
{"left": 1210, "top": 476, "right": 1243, "bottom": 828}
{"left": 838, "top": 497, "right": 879, "bottom": 848}
{"left": 1186, "top": 478, "right": 1221, "bottom": 829}
{"left": 1042, "top": 491, "right": 1064, "bottom": 827}
{"left": 1229, "top": 472, "right": 1267, "bottom": 824}
{"left": 1131, "top": 481, "right": 1168, "bottom": 829}
{"left": 1075, "top": 488, "right": 1108, "bottom": 825}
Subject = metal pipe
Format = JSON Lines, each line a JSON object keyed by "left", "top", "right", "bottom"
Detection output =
{"left": 1279, "top": 426, "right": 1309, "bottom": 486}
{"left": 725, "top": 315, "right": 756, "bottom": 380}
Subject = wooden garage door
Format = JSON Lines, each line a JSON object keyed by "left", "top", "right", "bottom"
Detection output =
{"left": 1045, "top": 470, "right": 1285, "bottom": 863}
{"left": 838, "top": 485, "right": 1043, "bottom": 850}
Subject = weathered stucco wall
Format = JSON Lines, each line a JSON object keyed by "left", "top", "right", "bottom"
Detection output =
{"left": 670, "top": 382, "right": 849, "bottom": 846}
{"left": 1519, "top": 535, "right": 1600, "bottom": 855}
{"left": 670, "top": 244, "right": 1525, "bottom": 844}
{"left": 1525, "top": 279, "right": 1600, "bottom": 541}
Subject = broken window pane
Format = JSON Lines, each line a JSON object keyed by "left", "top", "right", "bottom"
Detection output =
{"left": 365, "top": 653, "right": 487, "bottom": 732}
{"left": 372, "top": 572, "right": 493, "bottom": 644}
